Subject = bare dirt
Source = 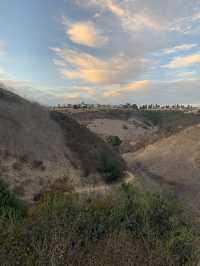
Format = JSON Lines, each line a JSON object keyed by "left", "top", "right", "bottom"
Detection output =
{"left": 72, "top": 110, "right": 157, "bottom": 154}
{"left": 64, "top": 171, "right": 135, "bottom": 197}
{"left": 123, "top": 124, "right": 200, "bottom": 215}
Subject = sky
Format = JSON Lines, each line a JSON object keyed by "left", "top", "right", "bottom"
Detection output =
{"left": 0, "top": 0, "right": 200, "bottom": 105}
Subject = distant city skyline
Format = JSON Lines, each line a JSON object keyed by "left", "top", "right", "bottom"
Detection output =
{"left": 0, "top": 0, "right": 200, "bottom": 105}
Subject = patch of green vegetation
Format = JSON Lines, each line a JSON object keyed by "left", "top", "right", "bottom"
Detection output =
{"left": 0, "top": 180, "right": 26, "bottom": 219}
{"left": 142, "top": 111, "right": 200, "bottom": 135}
{"left": 107, "top": 135, "right": 122, "bottom": 147}
{"left": 0, "top": 183, "right": 199, "bottom": 266}
{"left": 98, "top": 152, "right": 124, "bottom": 182}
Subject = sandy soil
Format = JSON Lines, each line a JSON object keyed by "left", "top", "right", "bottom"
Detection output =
{"left": 123, "top": 124, "right": 200, "bottom": 216}
{"left": 87, "top": 118, "right": 154, "bottom": 140}
{"left": 87, "top": 118, "right": 157, "bottom": 153}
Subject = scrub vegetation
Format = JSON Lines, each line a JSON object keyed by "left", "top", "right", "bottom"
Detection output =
{"left": 0, "top": 181, "right": 199, "bottom": 266}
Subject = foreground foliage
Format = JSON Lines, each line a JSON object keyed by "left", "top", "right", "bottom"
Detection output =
{"left": 0, "top": 180, "right": 26, "bottom": 219}
{"left": 0, "top": 183, "right": 199, "bottom": 266}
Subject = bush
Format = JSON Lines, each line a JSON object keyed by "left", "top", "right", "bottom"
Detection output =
{"left": 0, "top": 180, "right": 26, "bottom": 219}
{"left": 19, "top": 154, "right": 29, "bottom": 164}
{"left": 0, "top": 184, "right": 199, "bottom": 266}
{"left": 99, "top": 152, "right": 124, "bottom": 182}
{"left": 123, "top": 124, "right": 128, "bottom": 130}
{"left": 107, "top": 136, "right": 122, "bottom": 147}
{"left": 31, "top": 160, "right": 46, "bottom": 171}
{"left": 12, "top": 161, "right": 23, "bottom": 171}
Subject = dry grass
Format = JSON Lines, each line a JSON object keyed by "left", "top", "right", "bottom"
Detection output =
{"left": 124, "top": 124, "right": 200, "bottom": 217}
{"left": 0, "top": 88, "right": 126, "bottom": 201}
{"left": 0, "top": 184, "right": 199, "bottom": 266}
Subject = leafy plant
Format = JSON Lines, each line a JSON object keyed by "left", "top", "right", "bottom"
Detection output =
{"left": 107, "top": 136, "right": 122, "bottom": 147}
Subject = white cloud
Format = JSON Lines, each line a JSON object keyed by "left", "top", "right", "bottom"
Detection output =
{"left": 165, "top": 53, "right": 200, "bottom": 68}
{"left": 50, "top": 0, "right": 200, "bottom": 104}
{"left": 51, "top": 46, "right": 148, "bottom": 85}
{"left": 77, "top": 0, "right": 165, "bottom": 31}
{"left": 76, "top": 0, "right": 200, "bottom": 33}
{"left": 76, "top": 0, "right": 125, "bottom": 17}
{"left": 63, "top": 19, "right": 108, "bottom": 47}
{"left": 103, "top": 80, "right": 150, "bottom": 97}
{"left": 162, "top": 44, "right": 198, "bottom": 54}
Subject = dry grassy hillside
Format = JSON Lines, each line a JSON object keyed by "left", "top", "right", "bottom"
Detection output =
{"left": 124, "top": 124, "right": 200, "bottom": 215}
{"left": 0, "top": 88, "right": 125, "bottom": 202}
{"left": 71, "top": 110, "right": 157, "bottom": 153}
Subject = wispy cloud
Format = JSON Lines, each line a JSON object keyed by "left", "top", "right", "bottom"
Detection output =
{"left": 165, "top": 53, "right": 200, "bottom": 68}
{"left": 77, "top": 0, "right": 164, "bottom": 31}
{"left": 76, "top": 0, "right": 125, "bottom": 17}
{"left": 103, "top": 80, "right": 150, "bottom": 97}
{"left": 176, "top": 71, "right": 197, "bottom": 80}
{"left": 51, "top": 46, "right": 148, "bottom": 85}
{"left": 162, "top": 44, "right": 198, "bottom": 55}
{"left": 76, "top": 0, "right": 200, "bottom": 33}
{"left": 63, "top": 87, "right": 96, "bottom": 98}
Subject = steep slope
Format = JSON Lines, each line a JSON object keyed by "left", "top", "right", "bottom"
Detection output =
{"left": 50, "top": 111, "right": 126, "bottom": 182}
{"left": 124, "top": 124, "right": 200, "bottom": 215}
{"left": 0, "top": 88, "right": 125, "bottom": 202}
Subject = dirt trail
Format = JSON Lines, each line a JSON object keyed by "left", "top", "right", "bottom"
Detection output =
{"left": 65, "top": 171, "right": 135, "bottom": 196}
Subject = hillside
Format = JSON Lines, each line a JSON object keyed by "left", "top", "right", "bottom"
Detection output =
{"left": 71, "top": 110, "right": 157, "bottom": 153}
{"left": 71, "top": 110, "right": 200, "bottom": 154}
{"left": 0, "top": 88, "right": 125, "bottom": 202}
{"left": 124, "top": 124, "right": 200, "bottom": 215}
{"left": 141, "top": 110, "right": 200, "bottom": 137}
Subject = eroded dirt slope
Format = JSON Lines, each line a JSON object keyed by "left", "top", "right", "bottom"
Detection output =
{"left": 124, "top": 124, "right": 200, "bottom": 215}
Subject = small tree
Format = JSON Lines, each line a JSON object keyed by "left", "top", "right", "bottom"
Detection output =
{"left": 107, "top": 136, "right": 122, "bottom": 147}
{"left": 98, "top": 153, "right": 124, "bottom": 183}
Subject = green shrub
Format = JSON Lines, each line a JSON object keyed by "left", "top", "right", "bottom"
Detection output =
{"left": 0, "top": 184, "right": 199, "bottom": 266}
{"left": 0, "top": 180, "right": 26, "bottom": 219}
{"left": 107, "top": 135, "right": 122, "bottom": 147}
{"left": 99, "top": 153, "right": 124, "bottom": 182}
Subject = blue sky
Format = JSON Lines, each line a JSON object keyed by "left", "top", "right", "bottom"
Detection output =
{"left": 0, "top": 0, "right": 200, "bottom": 105}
